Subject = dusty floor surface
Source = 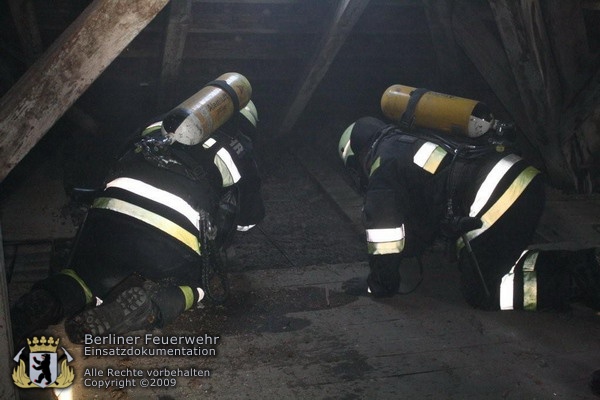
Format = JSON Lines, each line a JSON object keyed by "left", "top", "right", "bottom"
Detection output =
{"left": 3, "top": 143, "right": 600, "bottom": 400}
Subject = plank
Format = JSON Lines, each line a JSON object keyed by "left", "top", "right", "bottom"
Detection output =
{"left": 294, "top": 147, "right": 364, "bottom": 234}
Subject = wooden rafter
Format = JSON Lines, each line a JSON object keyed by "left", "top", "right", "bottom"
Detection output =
{"left": 6, "top": 0, "right": 101, "bottom": 138}
{"left": 276, "top": 0, "right": 371, "bottom": 137}
{"left": 0, "top": 0, "right": 170, "bottom": 183}
{"left": 158, "top": 0, "right": 192, "bottom": 111}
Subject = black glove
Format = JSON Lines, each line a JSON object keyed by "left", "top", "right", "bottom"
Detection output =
{"left": 441, "top": 215, "right": 483, "bottom": 240}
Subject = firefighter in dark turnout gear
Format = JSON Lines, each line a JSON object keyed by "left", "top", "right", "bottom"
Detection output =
{"left": 339, "top": 116, "right": 600, "bottom": 311}
{"left": 11, "top": 100, "right": 265, "bottom": 343}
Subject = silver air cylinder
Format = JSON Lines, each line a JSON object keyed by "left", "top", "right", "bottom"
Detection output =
{"left": 161, "top": 72, "right": 252, "bottom": 145}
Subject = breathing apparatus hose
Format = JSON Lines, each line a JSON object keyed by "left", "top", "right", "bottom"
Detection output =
{"left": 199, "top": 211, "right": 230, "bottom": 305}
{"left": 440, "top": 139, "right": 491, "bottom": 302}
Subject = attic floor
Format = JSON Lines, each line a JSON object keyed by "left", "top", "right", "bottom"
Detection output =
{"left": 2, "top": 145, "right": 600, "bottom": 400}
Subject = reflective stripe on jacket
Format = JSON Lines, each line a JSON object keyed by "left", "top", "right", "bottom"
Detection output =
{"left": 202, "top": 137, "right": 241, "bottom": 187}
{"left": 93, "top": 178, "right": 201, "bottom": 254}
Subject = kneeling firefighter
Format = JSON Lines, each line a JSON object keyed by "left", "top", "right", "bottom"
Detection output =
{"left": 338, "top": 84, "right": 600, "bottom": 311}
{"left": 11, "top": 73, "right": 266, "bottom": 343}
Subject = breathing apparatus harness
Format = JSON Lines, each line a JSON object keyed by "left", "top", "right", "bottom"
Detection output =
{"left": 125, "top": 130, "right": 231, "bottom": 305}
{"left": 395, "top": 88, "right": 515, "bottom": 240}
{"left": 133, "top": 73, "right": 245, "bottom": 182}
{"left": 371, "top": 90, "right": 517, "bottom": 298}
{"left": 133, "top": 129, "right": 208, "bottom": 182}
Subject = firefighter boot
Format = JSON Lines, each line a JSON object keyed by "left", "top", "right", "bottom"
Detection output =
{"left": 146, "top": 283, "right": 205, "bottom": 327}
{"left": 342, "top": 277, "right": 369, "bottom": 296}
{"left": 64, "top": 286, "right": 159, "bottom": 343}
{"left": 367, "top": 262, "right": 402, "bottom": 298}
{"left": 569, "top": 248, "right": 600, "bottom": 310}
{"left": 342, "top": 271, "right": 400, "bottom": 298}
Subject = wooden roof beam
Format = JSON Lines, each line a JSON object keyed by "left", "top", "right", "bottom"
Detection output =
{"left": 276, "top": 0, "right": 371, "bottom": 138}
{"left": 158, "top": 0, "right": 192, "bottom": 111}
{"left": 0, "top": 0, "right": 170, "bottom": 183}
{"left": 7, "top": 0, "right": 101, "bottom": 138}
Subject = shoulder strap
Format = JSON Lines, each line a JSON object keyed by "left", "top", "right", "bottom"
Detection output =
{"left": 170, "top": 145, "right": 208, "bottom": 181}
{"left": 363, "top": 124, "right": 397, "bottom": 173}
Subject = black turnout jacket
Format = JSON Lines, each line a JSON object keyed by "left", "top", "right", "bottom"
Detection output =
{"left": 348, "top": 117, "right": 543, "bottom": 296}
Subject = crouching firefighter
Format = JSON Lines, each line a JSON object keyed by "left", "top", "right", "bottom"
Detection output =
{"left": 10, "top": 73, "right": 265, "bottom": 343}
{"left": 338, "top": 84, "right": 600, "bottom": 312}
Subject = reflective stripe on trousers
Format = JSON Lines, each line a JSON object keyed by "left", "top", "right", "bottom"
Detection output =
{"left": 500, "top": 250, "right": 539, "bottom": 310}
{"left": 366, "top": 226, "right": 405, "bottom": 255}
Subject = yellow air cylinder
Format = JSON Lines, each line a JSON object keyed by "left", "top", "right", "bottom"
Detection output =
{"left": 162, "top": 72, "right": 252, "bottom": 145}
{"left": 381, "top": 84, "right": 494, "bottom": 138}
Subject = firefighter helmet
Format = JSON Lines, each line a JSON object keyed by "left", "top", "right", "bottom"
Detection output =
{"left": 338, "top": 122, "right": 356, "bottom": 166}
{"left": 240, "top": 100, "right": 258, "bottom": 128}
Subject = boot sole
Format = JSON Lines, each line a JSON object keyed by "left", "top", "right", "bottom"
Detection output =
{"left": 65, "top": 287, "right": 153, "bottom": 343}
